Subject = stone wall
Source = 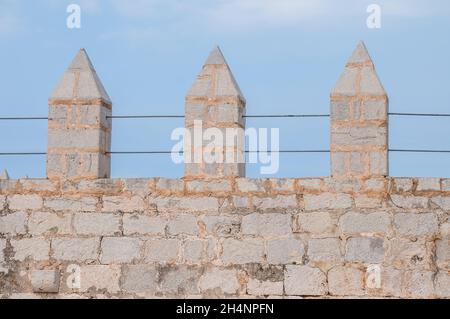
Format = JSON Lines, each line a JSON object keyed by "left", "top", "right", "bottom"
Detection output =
{"left": 0, "top": 176, "right": 449, "bottom": 298}
{"left": 1, "top": 42, "right": 449, "bottom": 299}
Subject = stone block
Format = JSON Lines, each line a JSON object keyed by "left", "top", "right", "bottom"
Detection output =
{"left": 345, "top": 237, "right": 385, "bottom": 263}
{"left": 198, "top": 268, "right": 240, "bottom": 295}
{"left": 123, "top": 214, "right": 166, "bottom": 236}
{"left": 0, "top": 212, "right": 27, "bottom": 235}
{"left": 29, "top": 212, "right": 72, "bottom": 235}
{"left": 167, "top": 215, "right": 199, "bottom": 236}
{"left": 159, "top": 266, "right": 201, "bottom": 295}
{"left": 186, "top": 180, "right": 231, "bottom": 193}
{"left": 284, "top": 265, "right": 328, "bottom": 296}
{"left": 11, "top": 238, "right": 50, "bottom": 261}
{"left": 102, "top": 196, "right": 144, "bottom": 212}
{"left": 221, "top": 239, "right": 264, "bottom": 265}
{"left": 31, "top": 270, "right": 60, "bottom": 293}
{"left": 79, "top": 265, "right": 121, "bottom": 293}
{"left": 436, "top": 238, "right": 449, "bottom": 269}
{"left": 435, "top": 272, "right": 450, "bottom": 298}
{"left": 121, "top": 264, "right": 159, "bottom": 293}
{"left": 52, "top": 238, "right": 99, "bottom": 262}
{"left": 393, "top": 213, "right": 439, "bottom": 237}
{"left": 295, "top": 212, "right": 335, "bottom": 234}
{"left": 267, "top": 238, "right": 305, "bottom": 264}
{"left": 308, "top": 238, "right": 342, "bottom": 265}
{"left": 144, "top": 239, "right": 180, "bottom": 263}
{"left": 236, "top": 179, "right": 265, "bottom": 192}
{"left": 44, "top": 197, "right": 98, "bottom": 212}
{"left": 100, "top": 237, "right": 141, "bottom": 264}
{"left": 247, "top": 279, "right": 283, "bottom": 296}
{"left": 390, "top": 195, "right": 428, "bottom": 209}
{"left": 339, "top": 212, "right": 391, "bottom": 235}
{"left": 200, "top": 215, "right": 240, "bottom": 237}
{"left": 183, "top": 239, "right": 215, "bottom": 263}
{"left": 241, "top": 213, "right": 291, "bottom": 237}
{"left": 8, "top": 195, "right": 42, "bottom": 210}
{"left": 387, "top": 239, "right": 429, "bottom": 269}
{"left": 73, "top": 213, "right": 121, "bottom": 236}
{"left": 403, "top": 270, "right": 435, "bottom": 298}
{"left": 253, "top": 195, "right": 297, "bottom": 210}
{"left": 304, "top": 193, "right": 352, "bottom": 210}
{"left": 416, "top": 178, "right": 441, "bottom": 191}
{"left": 328, "top": 266, "right": 365, "bottom": 296}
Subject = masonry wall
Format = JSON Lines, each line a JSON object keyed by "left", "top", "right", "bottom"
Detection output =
{"left": 0, "top": 176, "right": 449, "bottom": 298}
{"left": 1, "top": 43, "right": 449, "bottom": 299}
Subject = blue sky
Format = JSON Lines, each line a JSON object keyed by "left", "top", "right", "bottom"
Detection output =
{"left": 0, "top": 0, "right": 450, "bottom": 179}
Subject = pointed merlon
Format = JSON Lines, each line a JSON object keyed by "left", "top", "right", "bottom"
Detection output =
{"left": 205, "top": 46, "right": 228, "bottom": 65}
{"left": 187, "top": 46, "right": 245, "bottom": 103}
{"left": 332, "top": 41, "right": 386, "bottom": 97}
{"left": 49, "top": 48, "right": 111, "bottom": 104}
{"left": 0, "top": 169, "right": 9, "bottom": 180}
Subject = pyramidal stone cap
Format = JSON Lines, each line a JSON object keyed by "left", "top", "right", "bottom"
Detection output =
{"left": 187, "top": 46, "right": 245, "bottom": 103}
{"left": 0, "top": 169, "right": 9, "bottom": 180}
{"left": 49, "top": 49, "right": 111, "bottom": 104}
{"left": 331, "top": 41, "right": 386, "bottom": 97}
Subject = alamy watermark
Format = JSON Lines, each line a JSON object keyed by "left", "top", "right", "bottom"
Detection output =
{"left": 67, "top": 4, "right": 81, "bottom": 29}
{"left": 367, "top": 4, "right": 382, "bottom": 29}
{"left": 171, "top": 121, "right": 280, "bottom": 175}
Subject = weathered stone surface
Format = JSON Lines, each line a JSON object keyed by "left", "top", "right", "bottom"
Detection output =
{"left": 284, "top": 266, "right": 328, "bottom": 296}
{"left": 267, "top": 238, "right": 305, "bottom": 264}
{"left": 183, "top": 239, "right": 215, "bottom": 263}
{"left": 152, "top": 196, "right": 219, "bottom": 213}
{"left": 29, "top": 212, "right": 72, "bottom": 235}
{"left": 74, "top": 213, "right": 121, "bottom": 236}
{"left": 387, "top": 239, "right": 429, "bottom": 269}
{"left": 436, "top": 238, "right": 449, "bottom": 268}
{"left": 253, "top": 195, "right": 297, "bottom": 210}
{"left": 431, "top": 196, "right": 450, "bottom": 210}
{"left": 393, "top": 213, "right": 439, "bottom": 237}
{"left": 0, "top": 212, "right": 27, "bottom": 235}
{"left": 403, "top": 270, "right": 435, "bottom": 298}
{"left": 392, "top": 178, "right": 414, "bottom": 192}
{"left": 8, "top": 195, "right": 42, "bottom": 210}
{"left": 345, "top": 237, "right": 385, "bottom": 263}
{"left": 11, "top": 238, "right": 50, "bottom": 261}
{"left": 416, "top": 178, "right": 440, "bottom": 191}
{"left": 295, "top": 212, "right": 335, "bottom": 234}
{"left": 435, "top": 272, "right": 450, "bottom": 298}
{"left": 159, "top": 266, "right": 201, "bottom": 294}
{"left": 242, "top": 213, "right": 291, "bottom": 236}
{"left": 198, "top": 268, "right": 240, "bottom": 295}
{"left": 201, "top": 215, "right": 240, "bottom": 237}
{"left": 100, "top": 237, "right": 141, "bottom": 264}
{"left": 186, "top": 180, "right": 231, "bottom": 193}
{"left": 247, "top": 279, "right": 283, "bottom": 296}
{"left": 236, "top": 179, "right": 265, "bottom": 192}
{"left": 144, "top": 239, "right": 180, "bottom": 263}
{"left": 44, "top": 197, "right": 98, "bottom": 212}
{"left": 52, "top": 238, "right": 99, "bottom": 262}
{"left": 102, "top": 196, "right": 144, "bottom": 212}
{"left": 304, "top": 193, "right": 352, "bottom": 210}
{"left": 31, "top": 270, "right": 60, "bottom": 293}
{"left": 79, "top": 265, "right": 121, "bottom": 293}
{"left": 328, "top": 266, "right": 365, "bottom": 296}
{"left": 123, "top": 214, "right": 166, "bottom": 236}
{"left": 156, "top": 178, "right": 184, "bottom": 192}
{"left": 308, "top": 238, "right": 342, "bottom": 265}
{"left": 168, "top": 215, "right": 199, "bottom": 236}
{"left": 121, "top": 264, "right": 158, "bottom": 293}
{"left": 390, "top": 195, "right": 429, "bottom": 209}
{"left": 221, "top": 239, "right": 264, "bottom": 264}
{"left": 339, "top": 212, "right": 391, "bottom": 235}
